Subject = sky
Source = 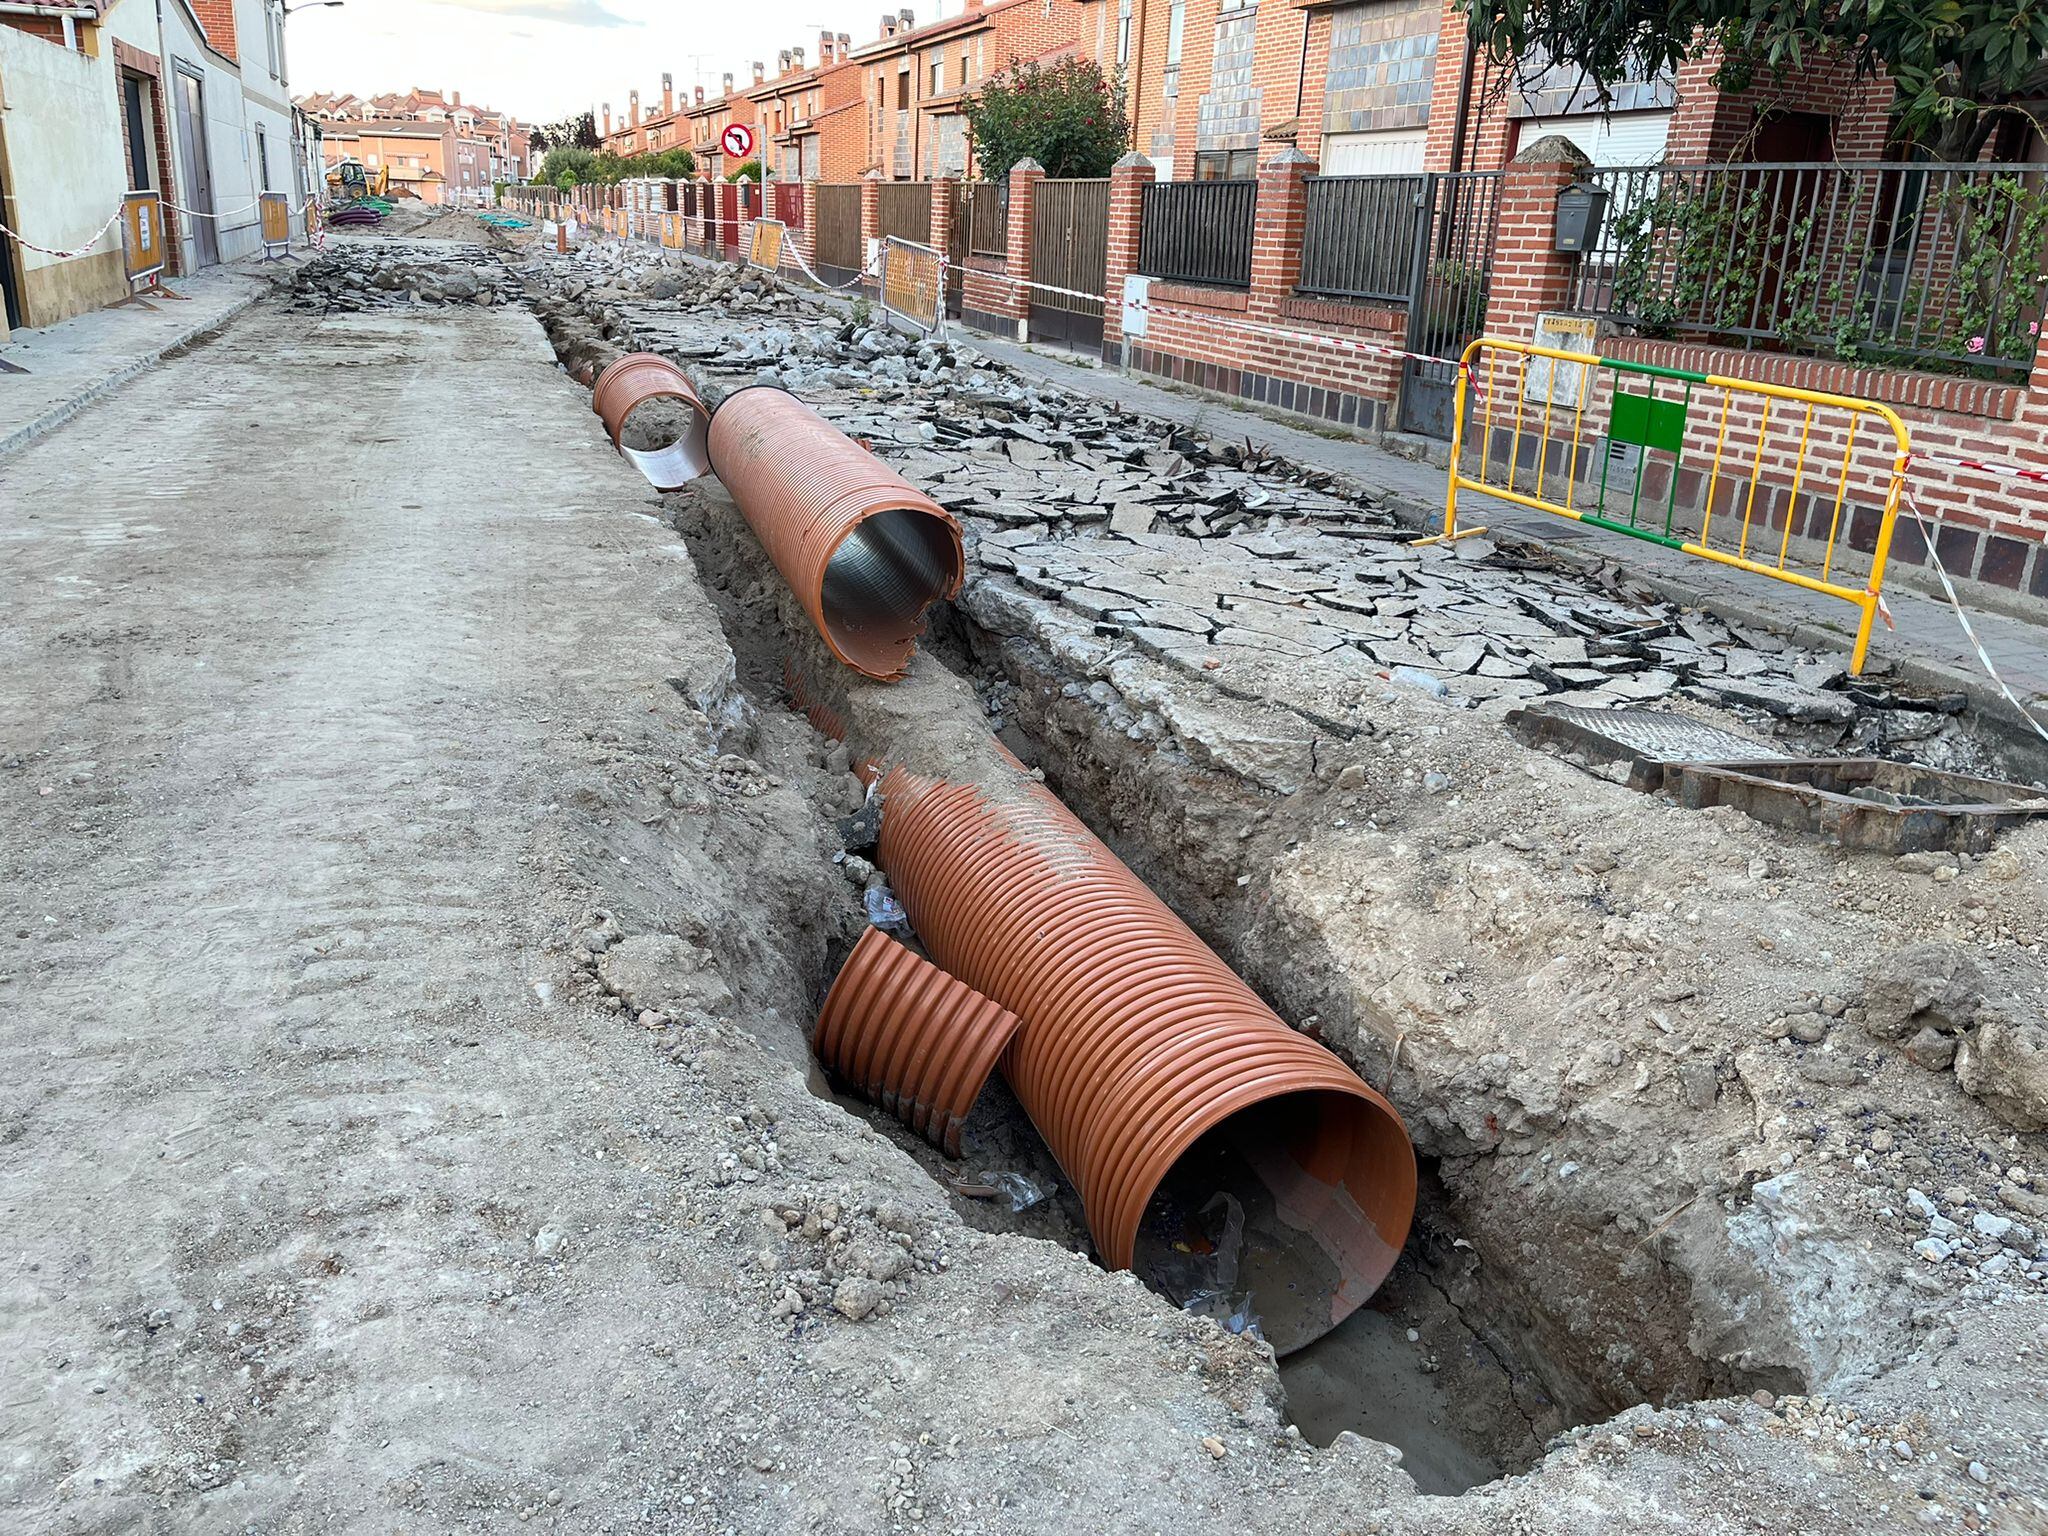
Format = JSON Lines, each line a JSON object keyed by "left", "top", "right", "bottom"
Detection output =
{"left": 286, "top": 0, "right": 967, "bottom": 125}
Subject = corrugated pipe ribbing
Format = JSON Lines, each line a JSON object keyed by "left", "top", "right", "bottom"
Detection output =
{"left": 814, "top": 928, "right": 1024, "bottom": 1157}
{"left": 709, "top": 385, "right": 963, "bottom": 682}
{"left": 876, "top": 762, "right": 1416, "bottom": 1354}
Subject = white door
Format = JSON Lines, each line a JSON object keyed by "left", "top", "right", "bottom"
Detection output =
{"left": 1319, "top": 128, "right": 1428, "bottom": 176}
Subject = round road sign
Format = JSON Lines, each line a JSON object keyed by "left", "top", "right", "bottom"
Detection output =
{"left": 720, "top": 122, "right": 755, "bottom": 161}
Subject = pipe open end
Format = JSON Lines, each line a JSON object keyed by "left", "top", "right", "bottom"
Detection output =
{"left": 1131, "top": 1089, "right": 1417, "bottom": 1356}
{"left": 820, "top": 506, "right": 965, "bottom": 680}
{"left": 617, "top": 396, "right": 712, "bottom": 491}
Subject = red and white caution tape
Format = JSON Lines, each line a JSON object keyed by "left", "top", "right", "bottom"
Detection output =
{"left": 1908, "top": 449, "right": 2048, "bottom": 487}
{"left": 959, "top": 260, "right": 1465, "bottom": 375}
{"left": 0, "top": 203, "right": 126, "bottom": 260}
{"left": 2, "top": 190, "right": 316, "bottom": 263}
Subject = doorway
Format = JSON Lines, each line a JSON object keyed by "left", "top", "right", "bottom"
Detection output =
{"left": 0, "top": 131, "right": 23, "bottom": 332}
{"left": 172, "top": 65, "right": 218, "bottom": 268}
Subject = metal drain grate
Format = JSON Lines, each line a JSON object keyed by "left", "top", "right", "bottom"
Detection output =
{"left": 1506, "top": 703, "right": 1790, "bottom": 791}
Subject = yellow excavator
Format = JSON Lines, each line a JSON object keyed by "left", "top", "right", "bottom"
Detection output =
{"left": 325, "top": 159, "right": 390, "bottom": 200}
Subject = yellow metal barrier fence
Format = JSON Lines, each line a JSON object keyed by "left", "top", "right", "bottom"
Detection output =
{"left": 1442, "top": 336, "right": 1911, "bottom": 674}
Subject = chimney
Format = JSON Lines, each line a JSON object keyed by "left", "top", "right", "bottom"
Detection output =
{"left": 602, "top": 102, "right": 611, "bottom": 135}
{"left": 662, "top": 72, "right": 674, "bottom": 113}
{"left": 721, "top": 71, "right": 734, "bottom": 96}
{"left": 818, "top": 28, "right": 834, "bottom": 63}
{"left": 899, "top": 8, "right": 914, "bottom": 32}
{"left": 452, "top": 90, "right": 462, "bottom": 107}
{"left": 777, "top": 48, "right": 791, "bottom": 77}
{"left": 881, "top": 13, "right": 894, "bottom": 38}
{"left": 629, "top": 89, "right": 640, "bottom": 127}
{"left": 751, "top": 60, "right": 765, "bottom": 86}
{"left": 839, "top": 32, "right": 851, "bottom": 58}
{"left": 793, "top": 45, "right": 806, "bottom": 70}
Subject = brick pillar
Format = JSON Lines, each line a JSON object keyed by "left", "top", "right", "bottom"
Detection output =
{"left": 860, "top": 169, "right": 883, "bottom": 291}
{"left": 1481, "top": 134, "right": 1592, "bottom": 343}
{"left": 1103, "top": 151, "right": 1155, "bottom": 357}
{"left": 930, "top": 174, "right": 957, "bottom": 256}
{"left": 998, "top": 157, "right": 1044, "bottom": 339}
{"left": 1248, "top": 146, "right": 1315, "bottom": 320}
{"left": 798, "top": 178, "right": 820, "bottom": 273}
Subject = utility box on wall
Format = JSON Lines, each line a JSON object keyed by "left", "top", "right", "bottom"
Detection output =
{"left": 1554, "top": 182, "right": 1610, "bottom": 254}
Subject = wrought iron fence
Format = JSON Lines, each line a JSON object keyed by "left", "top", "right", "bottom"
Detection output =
{"left": 1567, "top": 160, "right": 2048, "bottom": 379}
{"left": 967, "top": 181, "right": 1009, "bottom": 257}
{"left": 1138, "top": 179, "right": 1256, "bottom": 288}
{"left": 1298, "top": 174, "right": 1426, "bottom": 303}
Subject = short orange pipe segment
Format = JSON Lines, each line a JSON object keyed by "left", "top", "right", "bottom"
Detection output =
{"left": 875, "top": 761, "right": 1417, "bottom": 1355}
{"left": 708, "top": 386, "right": 964, "bottom": 681}
{"left": 590, "top": 352, "right": 711, "bottom": 492}
{"left": 813, "top": 927, "right": 1024, "bottom": 1157}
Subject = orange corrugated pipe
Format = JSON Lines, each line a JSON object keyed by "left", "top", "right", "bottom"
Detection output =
{"left": 814, "top": 928, "right": 1023, "bottom": 1157}
{"left": 876, "top": 760, "right": 1416, "bottom": 1354}
{"left": 709, "top": 386, "right": 963, "bottom": 681}
{"left": 590, "top": 352, "right": 711, "bottom": 491}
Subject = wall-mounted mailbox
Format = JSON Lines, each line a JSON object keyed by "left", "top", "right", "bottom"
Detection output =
{"left": 1554, "top": 182, "right": 1610, "bottom": 254}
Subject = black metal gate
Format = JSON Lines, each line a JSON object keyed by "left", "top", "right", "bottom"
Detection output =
{"left": 1028, "top": 178, "right": 1108, "bottom": 352}
{"left": 1398, "top": 171, "right": 1502, "bottom": 439}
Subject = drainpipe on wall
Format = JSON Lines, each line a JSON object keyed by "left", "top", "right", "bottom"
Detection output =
{"left": 1447, "top": 34, "right": 1478, "bottom": 173}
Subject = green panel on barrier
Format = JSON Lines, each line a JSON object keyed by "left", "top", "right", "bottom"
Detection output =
{"left": 1610, "top": 390, "right": 1688, "bottom": 455}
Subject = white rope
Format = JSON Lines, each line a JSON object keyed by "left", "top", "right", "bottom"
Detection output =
{"left": 1907, "top": 502, "right": 2048, "bottom": 745}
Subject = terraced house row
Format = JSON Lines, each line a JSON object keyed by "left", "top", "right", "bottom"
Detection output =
{"left": 567, "top": 1, "right": 2048, "bottom": 610}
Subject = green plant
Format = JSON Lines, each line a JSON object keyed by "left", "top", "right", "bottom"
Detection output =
{"left": 1460, "top": 0, "right": 2048, "bottom": 161}
{"left": 1600, "top": 168, "right": 2048, "bottom": 375}
{"left": 539, "top": 145, "right": 597, "bottom": 186}
{"left": 848, "top": 296, "right": 874, "bottom": 328}
{"left": 963, "top": 56, "right": 1129, "bottom": 180}
{"left": 726, "top": 158, "right": 762, "bottom": 183}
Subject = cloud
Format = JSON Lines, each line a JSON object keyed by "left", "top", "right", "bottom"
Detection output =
{"left": 425, "top": 0, "right": 630, "bottom": 25}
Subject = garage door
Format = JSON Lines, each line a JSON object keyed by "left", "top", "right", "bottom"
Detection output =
{"left": 1517, "top": 109, "right": 1671, "bottom": 166}
{"left": 1319, "top": 128, "right": 1428, "bottom": 176}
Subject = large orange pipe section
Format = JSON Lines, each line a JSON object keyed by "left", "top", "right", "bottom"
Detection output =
{"left": 708, "top": 386, "right": 963, "bottom": 681}
{"left": 877, "top": 762, "right": 1416, "bottom": 1354}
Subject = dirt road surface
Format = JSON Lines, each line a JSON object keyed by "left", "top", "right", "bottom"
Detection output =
{"left": 2, "top": 236, "right": 2042, "bottom": 1535}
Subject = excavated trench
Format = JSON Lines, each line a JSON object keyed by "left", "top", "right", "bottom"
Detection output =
{"left": 528, "top": 294, "right": 1814, "bottom": 1497}
{"left": 642, "top": 473, "right": 1615, "bottom": 1492}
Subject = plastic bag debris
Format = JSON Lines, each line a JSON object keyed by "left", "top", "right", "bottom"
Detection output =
{"left": 1182, "top": 1288, "right": 1263, "bottom": 1340}
{"left": 990, "top": 1171, "right": 1049, "bottom": 1212}
{"left": 863, "top": 886, "right": 909, "bottom": 933}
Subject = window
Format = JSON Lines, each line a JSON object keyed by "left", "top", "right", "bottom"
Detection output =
{"left": 957, "top": 50, "right": 968, "bottom": 88}
{"left": 1193, "top": 149, "right": 1256, "bottom": 179}
{"left": 1118, "top": 0, "right": 1133, "bottom": 68}
{"left": 257, "top": 126, "right": 270, "bottom": 190}
{"left": 121, "top": 74, "right": 153, "bottom": 190}
{"left": 896, "top": 71, "right": 909, "bottom": 110}
{"left": 931, "top": 58, "right": 942, "bottom": 94}
{"left": 265, "top": 3, "right": 281, "bottom": 78}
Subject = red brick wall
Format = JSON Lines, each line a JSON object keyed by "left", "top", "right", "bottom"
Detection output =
{"left": 190, "top": 0, "right": 237, "bottom": 62}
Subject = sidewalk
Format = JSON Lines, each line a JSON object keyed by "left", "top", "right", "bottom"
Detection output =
{"left": 969, "top": 334, "right": 2048, "bottom": 734}
{"left": 0, "top": 259, "right": 292, "bottom": 460}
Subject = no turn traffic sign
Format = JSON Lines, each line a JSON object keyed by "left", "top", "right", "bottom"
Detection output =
{"left": 720, "top": 122, "right": 755, "bottom": 161}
